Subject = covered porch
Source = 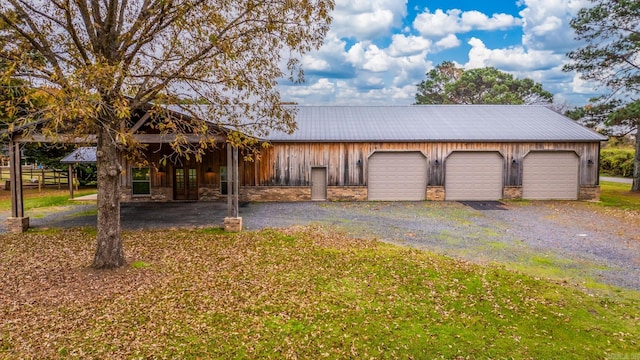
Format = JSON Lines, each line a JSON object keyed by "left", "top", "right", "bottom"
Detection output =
{"left": 6, "top": 106, "right": 244, "bottom": 233}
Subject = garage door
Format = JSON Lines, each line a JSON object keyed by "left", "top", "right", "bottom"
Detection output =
{"left": 445, "top": 152, "right": 503, "bottom": 200}
{"left": 368, "top": 152, "right": 427, "bottom": 201}
{"left": 523, "top": 152, "right": 579, "bottom": 200}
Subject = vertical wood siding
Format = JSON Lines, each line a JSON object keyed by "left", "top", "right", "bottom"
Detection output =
{"left": 241, "top": 141, "right": 601, "bottom": 187}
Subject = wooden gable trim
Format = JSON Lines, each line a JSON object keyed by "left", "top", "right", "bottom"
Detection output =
{"left": 128, "top": 112, "right": 151, "bottom": 134}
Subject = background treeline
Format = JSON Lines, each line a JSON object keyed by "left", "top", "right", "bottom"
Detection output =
{"left": 601, "top": 145, "right": 634, "bottom": 178}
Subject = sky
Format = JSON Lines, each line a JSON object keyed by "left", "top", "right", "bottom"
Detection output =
{"left": 278, "top": 0, "right": 600, "bottom": 107}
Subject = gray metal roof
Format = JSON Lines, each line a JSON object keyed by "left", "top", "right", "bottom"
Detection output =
{"left": 60, "top": 147, "right": 96, "bottom": 164}
{"left": 266, "top": 105, "right": 607, "bottom": 142}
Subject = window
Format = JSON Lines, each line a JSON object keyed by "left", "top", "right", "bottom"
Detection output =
{"left": 220, "top": 166, "right": 228, "bottom": 195}
{"left": 132, "top": 167, "right": 151, "bottom": 195}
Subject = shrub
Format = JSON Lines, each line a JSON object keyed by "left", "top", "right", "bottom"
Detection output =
{"left": 600, "top": 148, "right": 635, "bottom": 177}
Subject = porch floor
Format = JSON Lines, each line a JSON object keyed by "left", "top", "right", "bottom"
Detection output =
{"left": 20, "top": 201, "right": 231, "bottom": 232}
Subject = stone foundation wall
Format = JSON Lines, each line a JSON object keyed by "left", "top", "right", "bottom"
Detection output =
{"left": 240, "top": 186, "right": 369, "bottom": 202}
{"left": 120, "top": 187, "right": 173, "bottom": 202}
{"left": 579, "top": 185, "right": 600, "bottom": 201}
{"left": 240, "top": 186, "right": 310, "bottom": 202}
{"left": 327, "top": 186, "right": 367, "bottom": 201}
{"left": 503, "top": 186, "right": 523, "bottom": 200}
{"left": 118, "top": 184, "right": 602, "bottom": 202}
{"left": 426, "top": 186, "right": 445, "bottom": 201}
{"left": 199, "top": 186, "right": 222, "bottom": 201}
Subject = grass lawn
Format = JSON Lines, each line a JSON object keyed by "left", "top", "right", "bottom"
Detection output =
{"left": 0, "top": 187, "right": 97, "bottom": 212}
{"left": 598, "top": 181, "right": 640, "bottom": 211}
{"left": 1, "top": 226, "right": 639, "bottom": 359}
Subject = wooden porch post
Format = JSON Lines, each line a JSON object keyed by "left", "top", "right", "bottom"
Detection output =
{"left": 233, "top": 146, "right": 239, "bottom": 217}
{"left": 226, "top": 144, "right": 232, "bottom": 218}
{"left": 68, "top": 164, "right": 74, "bottom": 199}
{"left": 224, "top": 144, "right": 242, "bottom": 231}
{"left": 7, "top": 138, "right": 29, "bottom": 233}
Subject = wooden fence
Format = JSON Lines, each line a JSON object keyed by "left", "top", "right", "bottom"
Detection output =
{"left": 0, "top": 166, "right": 70, "bottom": 190}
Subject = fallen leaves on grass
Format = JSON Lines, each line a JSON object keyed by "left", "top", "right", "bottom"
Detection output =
{"left": 1, "top": 226, "right": 639, "bottom": 359}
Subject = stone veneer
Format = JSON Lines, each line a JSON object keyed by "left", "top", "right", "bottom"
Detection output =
{"left": 120, "top": 186, "right": 223, "bottom": 202}
{"left": 327, "top": 186, "right": 367, "bottom": 201}
{"left": 503, "top": 186, "right": 523, "bottom": 200}
{"left": 224, "top": 217, "right": 242, "bottom": 232}
{"left": 240, "top": 186, "right": 369, "bottom": 202}
{"left": 579, "top": 186, "right": 601, "bottom": 201}
{"left": 426, "top": 186, "right": 445, "bottom": 201}
{"left": 118, "top": 184, "right": 601, "bottom": 202}
{"left": 6, "top": 216, "right": 29, "bottom": 233}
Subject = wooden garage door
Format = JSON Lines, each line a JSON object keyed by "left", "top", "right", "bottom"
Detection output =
{"left": 523, "top": 152, "right": 579, "bottom": 200}
{"left": 368, "top": 152, "right": 427, "bottom": 201}
{"left": 445, "top": 152, "right": 503, "bottom": 200}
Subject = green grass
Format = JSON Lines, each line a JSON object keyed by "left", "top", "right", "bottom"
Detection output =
{"left": 598, "top": 181, "right": 640, "bottom": 210}
{"left": 1, "top": 227, "right": 638, "bottom": 359}
{"left": 0, "top": 188, "right": 96, "bottom": 212}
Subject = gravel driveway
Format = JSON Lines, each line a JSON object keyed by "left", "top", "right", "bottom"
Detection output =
{"left": 4, "top": 200, "right": 639, "bottom": 291}
{"left": 241, "top": 201, "right": 640, "bottom": 291}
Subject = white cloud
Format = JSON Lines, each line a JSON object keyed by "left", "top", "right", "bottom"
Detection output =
{"left": 299, "top": 34, "right": 355, "bottom": 79}
{"left": 347, "top": 43, "right": 393, "bottom": 72}
{"left": 387, "top": 34, "right": 432, "bottom": 57}
{"left": 301, "top": 57, "right": 330, "bottom": 72}
{"left": 465, "top": 37, "right": 564, "bottom": 71}
{"left": 434, "top": 34, "right": 461, "bottom": 51}
{"left": 570, "top": 73, "right": 600, "bottom": 94}
{"left": 331, "top": 0, "right": 408, "bottom": 40}
{"left": 279, "top": 1, "right": 601, "bottom": 106}
{"left": 518, "top": 0, "right": 589, "bottom": 51}
{"left": 414, "top": 8, "right": 522, "bottom": 38}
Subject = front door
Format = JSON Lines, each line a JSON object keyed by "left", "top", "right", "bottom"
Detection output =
{"left": 174, "top": 166, "right": 198, "bottom": 200}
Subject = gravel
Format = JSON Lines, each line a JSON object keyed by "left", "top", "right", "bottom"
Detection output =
{"left": 241, "top": 201, "right": 640, "bottom": 291}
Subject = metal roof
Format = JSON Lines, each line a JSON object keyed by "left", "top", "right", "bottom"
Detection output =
{"left": 265, "top": 105, "right": 607, "bottom": 142}
{"left": 60, "top": 147, "right": 96, "bottom": 164}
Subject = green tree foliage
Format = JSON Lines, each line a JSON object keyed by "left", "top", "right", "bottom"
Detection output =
{"left": 564, "top": 0, "right": 640, "bottom": 191}
{"left": 0, "top": 0, "right": 333, "bottom": 268}
{"left": 415, "top": 61, "right": 553, "bottom": 105}
{"left": 600, "top": 148, "right": 635, "bottom": 178}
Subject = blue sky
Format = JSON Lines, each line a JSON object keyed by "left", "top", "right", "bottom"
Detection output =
{"left": 278, "top": 0, "right": 601, "bottom": 107}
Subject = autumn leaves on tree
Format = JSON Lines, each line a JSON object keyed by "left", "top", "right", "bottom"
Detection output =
{"left": 0, "top": 0, "right": 334, "bottom": 268}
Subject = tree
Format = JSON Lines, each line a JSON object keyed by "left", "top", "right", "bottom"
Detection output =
{"left": 564, "top": 0, "right": 640, "bottom": 191}
{"left": 0, "top": 0, "right": 333, "bottom": 268}
{"left": 415, "top": 62, "right": 553, "bottom": 105}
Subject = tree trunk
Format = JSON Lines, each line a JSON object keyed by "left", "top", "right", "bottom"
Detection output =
{"left": 92, "top": 127, "right": 125, "bottom": 268}
{"left": 633, "top": 128, "right": 640, "bottom": 192}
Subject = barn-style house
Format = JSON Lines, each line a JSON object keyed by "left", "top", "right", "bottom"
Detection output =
{"left": 113, "top": 105, "right": 606, "bottom": 203}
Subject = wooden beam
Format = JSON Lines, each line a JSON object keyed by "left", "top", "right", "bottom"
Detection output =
{"left": 227, "top": 145, "right": 232, "bottom": 218}
{"left": 15, "top": 134, "right": 97, "bottom": 144}
{"left": 132, "top": 134, "right": 227, "bottom": 143}
{"left": 68, "top": 164, "right": 74, "bottom": 199}
{"left": 9, "top": 140, "right": 24, "bottom": 218}
{"left": 233, "top": 146, "right": 239, "bottom": 218}
{"left": 14, "top": 133, "right": 226, "bottom": 144}
{"left": 128, "top": 112, "right": 151, "bottom": 134}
